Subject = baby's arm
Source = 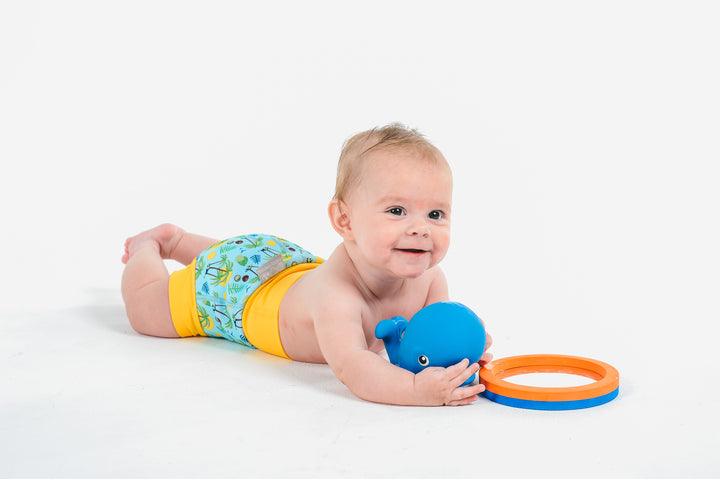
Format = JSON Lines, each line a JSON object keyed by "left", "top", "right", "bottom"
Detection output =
{"left": 314, "top": 299, "right": 484, "bottom": 406}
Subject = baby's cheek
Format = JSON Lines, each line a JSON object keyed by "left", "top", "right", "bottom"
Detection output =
{"left": 434, "top": 235, "right": 451, "bottom": 261}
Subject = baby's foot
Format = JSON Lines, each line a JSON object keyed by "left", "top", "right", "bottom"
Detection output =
{"left": 122, "top": 223, "right": 184, "bottom": 264}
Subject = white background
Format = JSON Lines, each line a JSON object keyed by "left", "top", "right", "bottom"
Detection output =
{"left": 1, "top": 1, "right": 718, "bottom": 477}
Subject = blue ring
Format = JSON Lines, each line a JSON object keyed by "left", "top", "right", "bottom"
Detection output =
{"left": 482, "top": 388, "right": 619, "bottom": 410}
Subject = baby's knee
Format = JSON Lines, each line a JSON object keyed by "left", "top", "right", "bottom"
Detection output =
{"left": 123, "top": 285, "right": 178, "bottom": 338}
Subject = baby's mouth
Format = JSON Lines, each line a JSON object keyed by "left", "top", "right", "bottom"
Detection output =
{"left": 397, "top": 248, "right": 427, "bottom": 254}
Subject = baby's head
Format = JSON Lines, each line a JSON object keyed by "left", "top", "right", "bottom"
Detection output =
{"left": 330, "top": 123, "right": 453, "bottom": 277}
{"left": 334, "top": 123, "right": 451, "bottom": 203}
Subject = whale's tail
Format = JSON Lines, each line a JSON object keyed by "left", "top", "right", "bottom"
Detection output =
{"left": 374, "top": 317, "right": 408, "bottom": 365}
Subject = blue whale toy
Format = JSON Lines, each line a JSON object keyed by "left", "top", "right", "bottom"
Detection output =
{"left": 375, "top": 302, "right": 486, "bottom": 385}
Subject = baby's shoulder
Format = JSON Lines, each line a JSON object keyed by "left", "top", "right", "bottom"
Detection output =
{"left": 290, "top": 266, "right": 368, "bottom": 329}
{"left": 306, "top": 263, "right": 365, "bottom": 304}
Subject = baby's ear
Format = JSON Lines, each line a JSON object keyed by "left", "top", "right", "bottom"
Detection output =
{"left": 328, "top": 199, "right": 353, "bottom": 238}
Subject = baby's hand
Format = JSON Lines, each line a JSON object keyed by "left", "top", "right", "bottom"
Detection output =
{"left": 413, "top": 359, "right": 485, "bottom": 406}
{"left": 479, "top": 333, "right": 494, "bottom": 367}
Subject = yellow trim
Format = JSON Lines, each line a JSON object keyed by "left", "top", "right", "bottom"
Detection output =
{"left": 168, "top": 259, "right": 206, "bottom": 337}
{"left": 243, "top": 262, "right": 321, "bottom": 359}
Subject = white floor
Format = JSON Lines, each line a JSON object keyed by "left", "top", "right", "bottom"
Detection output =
{"left": 2, "top": 2, "right": 719, "bottom": 478}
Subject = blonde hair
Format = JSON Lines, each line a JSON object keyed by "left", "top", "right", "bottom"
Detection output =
{"left": 334, "top": 123, "right": 448, "bottom": 201}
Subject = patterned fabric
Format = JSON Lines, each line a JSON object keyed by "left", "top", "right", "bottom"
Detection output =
{"left": 193, "top": 234, "right": 319, "bottom": 347}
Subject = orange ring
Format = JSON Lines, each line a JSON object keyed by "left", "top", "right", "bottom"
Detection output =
{"left": 480, "top": 354, "right": 619, "bottom": 402}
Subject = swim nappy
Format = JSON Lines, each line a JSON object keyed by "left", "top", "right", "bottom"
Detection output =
{"left": 168, "top": 234, "right": 321, "bottom": 358}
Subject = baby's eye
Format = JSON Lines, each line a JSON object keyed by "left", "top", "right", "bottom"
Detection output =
{"left": 428, "top": 210, "right": 444, "bottom": 220}
{"left": 388, "top": 207, "right": 405, "bottom": 216}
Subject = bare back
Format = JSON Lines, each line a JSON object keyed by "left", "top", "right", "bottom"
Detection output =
{"left": 278, "top": 243, "right": 447, "bottom": 363}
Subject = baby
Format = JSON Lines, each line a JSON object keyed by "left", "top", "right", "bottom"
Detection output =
{"left": 121, "top": 123, "right": 491, "bottom": 406}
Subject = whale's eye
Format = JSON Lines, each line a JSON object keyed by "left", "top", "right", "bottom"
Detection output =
{"left": 418, "top": 355, "right": 430, "bottom": 367}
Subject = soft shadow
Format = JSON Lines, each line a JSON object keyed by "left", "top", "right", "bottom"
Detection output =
{"left": 243, "top": 349, "right": 360, "bottom": 403}
{"left": 72, "top": 288, "right": 131, "bottom": 335}
{"left": 78, "top": 288, "right": 359, "bottom": 401}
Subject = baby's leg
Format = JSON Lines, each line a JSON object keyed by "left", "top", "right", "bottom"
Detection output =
{"left": 121, "top": 224, "right": 217, "bottom": 337}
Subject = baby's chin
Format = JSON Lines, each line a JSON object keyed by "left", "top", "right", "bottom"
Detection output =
{"left": 387, "top": 263, "right": 435, "bottom": 280}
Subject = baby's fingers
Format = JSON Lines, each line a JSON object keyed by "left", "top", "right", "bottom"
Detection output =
{"left": 446, "top": 358, "right": 471, "bottom": 376}
{"left": 479, "top": 352, "right": 493, "bottom": 367}
{"left": 448, "top": 358, "right": 480, "bottom": 386}
{"left": 446, "top": 383, "right": 485, "bottom": 406}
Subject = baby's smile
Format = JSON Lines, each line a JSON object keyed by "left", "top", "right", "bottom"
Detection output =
{"left": 396, "top": 248, "right": 427, "bottom": 254}
{"left": 394, "top": 247, "right": 431, "bottom": 260}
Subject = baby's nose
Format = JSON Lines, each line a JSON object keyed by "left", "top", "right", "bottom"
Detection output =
{"left": 408, "top": 218, "right": 430, "bottom": 237}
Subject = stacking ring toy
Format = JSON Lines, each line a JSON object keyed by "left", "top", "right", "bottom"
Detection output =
{"left": 479, "top": 354, "right": 619, "bottom": 410}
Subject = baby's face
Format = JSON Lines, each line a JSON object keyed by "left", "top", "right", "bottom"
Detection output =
{"left": 343, "top": 147, "right": 452, "bottom": 279}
